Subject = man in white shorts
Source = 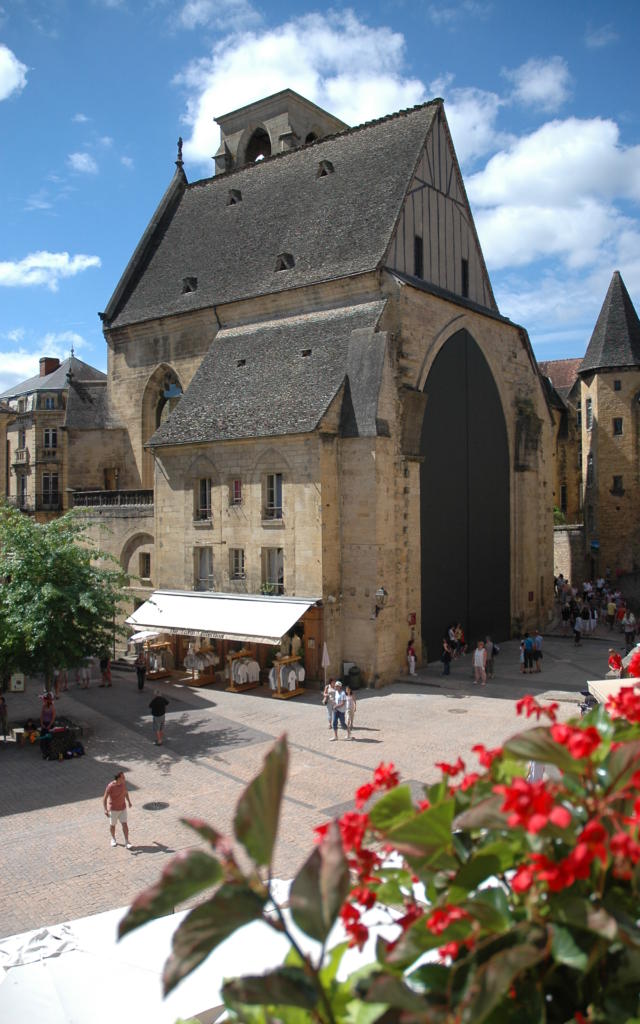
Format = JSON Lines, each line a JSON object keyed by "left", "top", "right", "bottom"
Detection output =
{"left": 103, "top": 771, "right": 133, "bottom": 849}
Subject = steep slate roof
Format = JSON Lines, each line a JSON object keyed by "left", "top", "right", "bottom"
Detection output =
{"left": 0, "top": 356, "right": 106, "bottom": 401}
{"left": 104, "top": 102, "right": 440, "bottom": 329}
{"left": 149, "top": 301, "right": 386, "bottom": 446}
{"left": 538, "top": 358, "right": 582, "bottom": 401}
{"left": 579, "top": 271, "right": 640, "bottom": 374}
{"left": 64, "top": 380, "right": 113, "bottom": 430}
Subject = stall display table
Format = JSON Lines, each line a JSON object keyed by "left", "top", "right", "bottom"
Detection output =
{"left": 270, "top": 655, "right": 305, "bottom": 699}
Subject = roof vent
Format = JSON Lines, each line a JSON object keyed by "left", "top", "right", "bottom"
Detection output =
{"left": 275, "top": 253, "right": 294, "bottom": 272}
{"left": 301, "top": 349, "right": 312, "bottom": 357}
{"left": 227, "top": 189, "right": 242, "bottom": 206}
{"left": 237, "top": 358, "right": 246, "bottom": 367}
{"left": 182, "top": 276, "right": 198, "bottom": 293}
{"left": 317, "top": 159, "right": 334, "bottom": 178}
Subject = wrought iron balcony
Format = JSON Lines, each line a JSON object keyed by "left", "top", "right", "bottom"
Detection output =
{"left": 12, "top": 448, "right": 29, "bottom": 465}
{"left": 72, "top": 489, "right": 153, "bottom": 508}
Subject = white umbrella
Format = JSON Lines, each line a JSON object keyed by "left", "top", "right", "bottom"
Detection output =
{"left": 321, "top": 641, "right": 330, "bottom": 685}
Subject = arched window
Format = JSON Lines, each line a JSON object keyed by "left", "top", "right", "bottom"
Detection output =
{"left": 245, "top": 128, "right": 271, "bottom": 164}
{"left": 155, "top": 371, "right": 183, "bottom": 429}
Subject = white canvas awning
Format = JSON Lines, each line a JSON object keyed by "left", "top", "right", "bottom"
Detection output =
{"left": 125, "top": 590, "right": 319, "bottom": 645}
{"left": 128, "top": 630, "right": 161, "bottom": 644}
{"left": 587, "top": 677, "right": 640, "bottom": 704}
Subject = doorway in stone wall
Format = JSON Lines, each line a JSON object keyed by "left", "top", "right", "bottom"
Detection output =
{"left": 420, "top": 328, "right": 510, "bottom": 663}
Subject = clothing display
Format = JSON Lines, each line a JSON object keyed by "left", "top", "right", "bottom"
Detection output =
{"left": 271, "top": 657, "right": 305, "bottom": 697}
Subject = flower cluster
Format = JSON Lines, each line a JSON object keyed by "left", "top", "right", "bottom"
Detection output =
{"left": 606, "top": 685, "right": 640, "bottom": 723}
{"left": 494, "top": 777, "right": 571, "bottom": 833}
{"left": 516, "top": 694, "right": 558, "bottom": 721}
{"left": 551, "top": 722, "right": 601, "bottom": 759}
{"left": 355, "top": 762, "right": 400, "bottom": 808}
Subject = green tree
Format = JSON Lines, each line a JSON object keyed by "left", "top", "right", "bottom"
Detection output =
{"left": 0, "top": 504, "right": 129, "bottom": 688}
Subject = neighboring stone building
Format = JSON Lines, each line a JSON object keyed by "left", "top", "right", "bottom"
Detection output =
{"left": 541, "top": 271, "right": 640, "bottom": 584}
{"left": 538, "top": 358, "right": 582, "bottom": 526}
{"left": 85, "top": 88, "right": 554, "bottom": 681}
{"left": 0, "top": 356, "right": 110, "bottom": 520}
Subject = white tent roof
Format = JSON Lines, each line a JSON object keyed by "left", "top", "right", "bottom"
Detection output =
{"left": 125, "top": 590, "right": 319, "bottom": 645}
{"left": 587, "top": 676, "right": 640, "bottom": 703}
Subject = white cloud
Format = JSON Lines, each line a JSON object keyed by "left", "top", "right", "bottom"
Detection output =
{"left": 0, "top": 43, "right": 27, "bottom": 101}
{"left": 25, "top": 190, "right": 54, "bottom": 211}
{"left": 6, "top": 327, "right": 25, "bottom": 343}
{"left": 429, "top": 75, "right": 507, "bottom": 165}
{"left": 72, "top": 112, "right": 89, "bottom": 123}
{"left": 99, "top": 135, "right": 113, "bottom": 147}
{"left": 427, "top": 2, "right": 492, "bottom": 27}
{"left": 120, "top": 155, "right": 134, "bottom": 169}
{"left": 68, "top": 151, "right": 99, "bottom": 174}
{"left": 178, "top": 0, "right": 259, "bottom": 30}
{"left": 0, "top": 251, "right": 101, "bottom": 291}
{"left": 503, "top": 57, "right": 571, "bottom": 112}
{"left": 175, "top": 11, "right": 425, "bottom": 165}
{"left": 42, "top": 330, "right": 88, "bottom": 353}
{"left": 585, "top": 24, "right": 618, "bottom": 49}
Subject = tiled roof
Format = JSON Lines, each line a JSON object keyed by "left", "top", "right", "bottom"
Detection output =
{"left": 538, "top": 358, "right": 582, "bottom": 400}
{"left": 0, "top": 356, "right": 106, "bottom": 401}
{"left": 64, "top": 380, "right": 112, "bottom": 430}
{"left": 580, "top": 271, "right": 640, "bottom": 373}
{"left": 104, "top": 102, "right": 440, "bottom": 329}
{"left": 148, "top": 301, "right": 387, "bottom": 446}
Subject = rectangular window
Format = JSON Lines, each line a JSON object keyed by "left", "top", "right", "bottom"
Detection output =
{"left": 139, "top": 552, "right": 151, "bottom": 580}
{"left": 262, "top": 547, "right": 284, "bottom": 595}
{"left": 576, "top": 404, "right": 582, "bottom": 429}
{"left": 19, "top": 474, "right": 27, "bottom": 507}
{"left": 194, "top": 547, "right": 214, "bottom": 591}
{"left": 42, "top": 473, "right": 59, "bottom": 509}
{"left": 560, "top": 483, "right": 567, "bottom": 514}
{"left": 613, "top": 417, "right": 623, "bottom": 436}
{"left": 230, "top": 478, "right": 242, "bottom": 505}
{"left": 612, "top": 475, "right": 624, "bottom": 495}
{"left": 413, "top": 234, "right": 423, "bottom": 279}
{"left": 614, "top": 379, "right": 621, "bottom": 391}
{"left": 195, "top": 478, "right": 212, "bottom": 520}
{"left": 585, "top": 397, "right": 593, "bottom": 431}
{"left": 229, "top": 547, "right": 245, "bottom": 580}
{"left": 18, "top": 428, "right": 26, "bottom": 449}
{"left": 461, "top": 258, "right": 469, "bottom": 298}
{"left": 264, "top": 473, "right": 283, "bottom": 520}
{"left": 43, "top": 427, "right": 57, "bottom": 449}
{"left": 44, "top": 395, "right": 55, "bottom": 409}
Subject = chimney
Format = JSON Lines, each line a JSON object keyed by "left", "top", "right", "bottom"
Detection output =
{"left": 40, "top": 357, "right": 60, "bottom": 377}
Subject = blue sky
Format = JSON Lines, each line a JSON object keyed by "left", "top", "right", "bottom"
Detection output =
{"left": 1, "top": 0, "right": 639, "bottom": 391}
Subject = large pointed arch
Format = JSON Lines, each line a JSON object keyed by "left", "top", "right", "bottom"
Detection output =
{"left": 420, "top": 328, "right": 510, "bottom": 660}
{"left": 141, "top": 364, "right": 183, "bottom": 488}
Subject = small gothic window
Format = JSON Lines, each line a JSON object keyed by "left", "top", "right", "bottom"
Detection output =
{"left": 317, "top": 159, "right": 334, "bottom": 177}
{"left": 614, "top": 379, "right": 621, "bottom": 391}
{"left": 301, "top": 349, "right": 311, "bottom": 357}
{"left": 613, "top": 417, "right": 623, "bottom": 436}
{"left": 155, "top": 370, "right": 183, "bottom": 428}
{"left": 275, "top": 253, "right": 294, "bottom": 272}
{"left": 237, "top": 359, "right": 246, "bottom": 367}
{"left": 585, "top": 397, "right": 593, "bottom": 430}
{"left": 612, "top": 475, "right": 624, "bottom": 494}
{"left": 560, "top": 483, "right": 567, "bottom": 513}
{"left": 461, "top": 258, "right": 469, "bottom": 298}
{"left": 227, "top": 189, "right": 242, "bottom": 206}
{"left": 414, "top": 235, "right": 423, "bottom": 279}
{"left": 586, "top": 452, "right": 594, "bottom": 486}
{"left": 245, "top": 127, "right": 271, "bottom": 164}
{"left": 182, "top": 276, "right": 197, "bottom": 293}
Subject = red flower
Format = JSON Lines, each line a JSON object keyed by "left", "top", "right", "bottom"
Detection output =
{"left": 417, "top": 798, "right": 431, "bottom": 811}
{"left": 628, "top": 650, "right": 640, "bottom": 677}
{"left": 396, "top": 901, "right": 424, "bottom": 933}
{"left": 610, "top": 831, "right": 640, "bottom": 863}
{"left": 551, "top": 723, "right": 601, "bottom": 759}
{"left": 338, "top": 811, "right": 369, "bottom": 853}
{"left": 458, "top": 772, "right": 480, "bottom": 791}
{"left": 472, "top": 743, "right": 503, "bottom": 768}
{"left": 426, "top": 905, "right": 470, "bottom": 935}
{"left": 606, "top": 686, "right": 640, "bottom": 723}
{"left": 350, "top": 886, "right": 376, "bottom": 910}
{"left": 313, "top": 821, "right": 329, "bottom": 843}
{"left": 435, "top": 756, "right": 465, "bottom": 777}
{"left": 516, "top": 695, "right": 558, "bottom": 722}
{"left": 494, "top": 778, "right": 571, "bottom": 833}
{"left": 373, "top": 762, "right": 400, "bottom": 790}
{"left": 340, "top": 904, "right": 369, "bottom": 949}
{"left": 511, "top": 863, "right": 535, "bottom": 893}
{"left": 354, "top": 782, "right": 376, "bottom": 809}
{"left": 438, "top": 940, "right": 461, "bottom": 959}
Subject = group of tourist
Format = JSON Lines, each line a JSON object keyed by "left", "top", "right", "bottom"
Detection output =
{"left": 439, "top": 629, "right": 499, "bottom": 681}
{"left": 555, "top": 573, "right": 638, "bottom": 650}
{"left": 322, "top": 678, "right": 357, "bottom": 740}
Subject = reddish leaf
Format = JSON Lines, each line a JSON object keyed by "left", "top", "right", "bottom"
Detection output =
{"left": 289, "top": 820, "right": 350, "bottom": 942}
{"left": 233, "top": 735, "right": 289, "bottom": 867}
{"left": 118, "top": 850, "right": 222, "bottom": 939}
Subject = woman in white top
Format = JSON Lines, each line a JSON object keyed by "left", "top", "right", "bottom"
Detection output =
{"left": 322, "top": 678, "right": 336, "bottom": 729}
{"left": 345, "top": 686, "right": 357, "bottom": 739}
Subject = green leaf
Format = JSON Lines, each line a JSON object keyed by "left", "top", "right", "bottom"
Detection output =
{"left": 181, "top": 817, "right": 222, "bottom": 847}
{"left": 289, "top": 820, "right": 349, "bottom": 942}
{"left": 368, "top": 785, "right": 416, "bottom": 832}
{"left": 407, "top": 962, "right": 450, "bottom": 992}
{"left": 552, "top": 896, "right": 618, "bottom": 940}
{"left": 605, "top": 739, "right": 640, "bottom": 795}
{"left": 356, "top": 972, "right": 428, "bottom": 1011}
{"left": 233, "top": 735, "right": 289, "bottom": 867}
{"left": 449, "top": 853, "right": 506, "bottom": 899}
{"left": 118, "top": 850, "right": 222, "bottom": 938}
{"left": 463, "top": 887, "right": 513, "bottom": 932}
{"left": 163, "top": 883, "right": 267, "bottom": 994}
{"left": 319, "top": 941, "right": 350, "bottom": 987}
{"left": 462, "top": 939, "right": 546, "bottom": 1023}
{"left": 504, "top": 726, "right": 578, "bottom": 772}
{"left": 222, "top": 966, "right": 318, "bottom": 1009}
{"left": 387, "top": 800, "right": 454, "bottom": 862}
{"left": 453, "top": 794, "right": 507, "bottom": 831}
{"left": 550, "top": 923, "right": 588, "bottom": 970}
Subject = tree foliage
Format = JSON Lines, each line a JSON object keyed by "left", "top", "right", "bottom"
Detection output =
{"left": 0, "top": 504, "right": 129, "bottom": 685}
{"left": 121, "top": 664, "right": 640, "bottom": 1023}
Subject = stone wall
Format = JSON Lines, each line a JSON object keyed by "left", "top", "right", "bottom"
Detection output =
{"left": 554, "top": 524, "right": 586, "bottom": 584}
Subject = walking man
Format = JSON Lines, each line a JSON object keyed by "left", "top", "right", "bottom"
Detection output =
{"left": 472, "top": 640, "right": 487, "bottom": 686}
{"left": 103, "top": 771, "right": 133, "bottom": 849}
{"left": 331, "top": 680, "right": 348, "bottom": 740}
{"left": 135, "top": 651, "right": 147, "bottom": 691}
{"left": 149, "top": 689, "right": 169, "bottom": 745}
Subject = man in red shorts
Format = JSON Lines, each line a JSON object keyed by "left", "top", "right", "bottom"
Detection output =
{"left": 102, "top": 771, "right": 133, "bottom": 849}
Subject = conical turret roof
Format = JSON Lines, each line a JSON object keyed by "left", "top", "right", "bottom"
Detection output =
{"left": 579, "top": 271, "right": 640, "bottom": 373}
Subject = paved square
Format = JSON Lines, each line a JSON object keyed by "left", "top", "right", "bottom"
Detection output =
{"left": 0, "top": 635, "right": 613, "bottom": 939}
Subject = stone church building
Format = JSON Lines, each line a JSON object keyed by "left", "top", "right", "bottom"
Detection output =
{"left": 76, "top": 89, "right": 553, "bottom": 682}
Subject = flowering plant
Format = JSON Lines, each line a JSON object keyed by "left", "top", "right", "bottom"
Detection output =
{"left": 120, "top": 671, "right": 640, "bottom": 1023}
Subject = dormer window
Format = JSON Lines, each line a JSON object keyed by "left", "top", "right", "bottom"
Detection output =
{"left": 301, "top": 349, "right": 311, "bottom": 357}
{"left": 306, "top": 132, "right": 318, "bottom": 144}
{"left": 317, "top": 159, "right": 334, "bottom": 177}
{"left": 227, "top": 189, "right": 242, "bottom": 206}
{"left": 275, "top": 253, "right": 294, "bottom": 272}
{"left": 182, "top": 276, "right": 198, "bottom": 293}
{"left": 237, "top": 359, "right": 246, "bottom": 367}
